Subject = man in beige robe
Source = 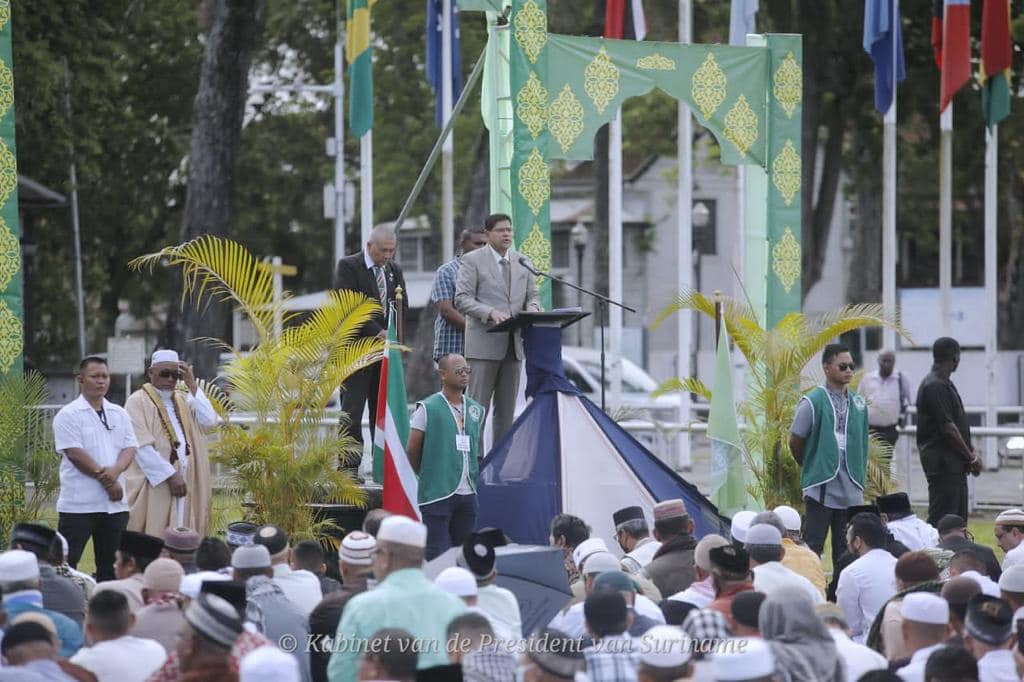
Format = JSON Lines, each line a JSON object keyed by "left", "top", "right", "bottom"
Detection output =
{"left": 125, "top": 349, "right": 218, "bottom": 536}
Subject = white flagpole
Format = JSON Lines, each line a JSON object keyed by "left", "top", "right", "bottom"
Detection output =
{"left": 984, "top": 124, "right": 998, "bottom": 469}
{"left": 609, "top": 110, "right": 624, "bottom": 412}
{"left": 881, "top": 0, "right": 898, "bottom": 352}
{"left": 939, "top": 106, "right": 953, "bottom": 336}
{"left": 333, "top": 34, "right": 347, "bottom": 266}
{"left": 677, "top": 0, "right": 693, "bottom": 469}
{"left": 360, "top": 132, "right": 373, "bottom": 245}
{"left": 441, "top": 0, "right": 455, "bottom": 260}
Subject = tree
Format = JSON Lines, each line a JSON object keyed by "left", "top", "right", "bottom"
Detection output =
{"left": 163, "top": 0, "right": 267, "bottom": 380}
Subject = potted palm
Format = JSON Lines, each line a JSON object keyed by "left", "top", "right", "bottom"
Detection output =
{"left": 654, "top": 290, "right": 907, "bottom": 510}
{"left": 131, "top": 236, "right": 382, "bottom": 542}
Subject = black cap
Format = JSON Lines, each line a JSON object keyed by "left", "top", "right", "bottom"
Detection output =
{"left": 731, "top": 590, "right": 766, "bottom": 629}
{"left": 876, "top": 492, "right": 912, "bottom": 517}
{"left": 462, "top": 532, "right": 497, "bottom": 578}
{"left": 846, "top": 504, "right": 880, "bottom": 518}
{"left": 225, "top": 521, "right": 257, "bottom": 547}
{"left": 475, "top": 527, "right": 510, "bottom": 548}
{"left": 119, "top": 531, "right": 165, "bottom": 561}
{"left": 964, "top": 594, "right": 1013, "bottom": 645}
{"left": 0, "top": 622, "right": 53, "bottom": 655}
{"left": 253, "top": 525, "right": 288, "bottom": 555}
{"left": 709, "top": 545, "right": 750, "bottom": 575}
{"left": 612, "top": 506, "right": 645, "bottom": 528}
{"left": 201, "top": 580, "right": 248, "bottom": 613}
{"left": 937, "top": 514, "right": 968, "bottom": 535}
{"left": 10, "top": 522, "right": 57, "bottom": 552}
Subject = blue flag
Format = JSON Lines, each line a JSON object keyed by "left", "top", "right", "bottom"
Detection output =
{"left": 863, "top": 0, "right": 906, "bottom": 114}
{"left": 426, "top": 0, "right": 463, "bottom": 127}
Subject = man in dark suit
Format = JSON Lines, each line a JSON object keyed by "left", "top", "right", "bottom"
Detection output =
{"left": 334, "top": 225, "right": 406, "bottom": 469}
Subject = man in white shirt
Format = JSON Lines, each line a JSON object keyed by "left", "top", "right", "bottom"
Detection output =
{"left": 859, "top": 350, "right": 912, "bottom": 448}
{"left": 613, "top": 506, "right": 661, "bottom": 575}
{"left": 668, "top": 534, "right": 731, "bottom": 609}
{"left": 816, "top": 602, "right": 888, "bottom": 682}
{"left": 745, "top": 524, "right": 823, "bottom": 605}
{"left": 124, "top": 349, "right": 219, "bottom": 536}
{"left": 993, "top": 508, "right": 1024, "bottom": 570}
{"left": 70, "top": 589, "right": 166, "bottom": 682}
{"left": 962, "top": 594, "right": 1018, "bottom": 682}
{"left": 461, "top": 529, "right": 523, "bottom": 641}
{"left": 837, "top": 512, "right": 897, "bottom": 643}
{"left": 894, "top": 593, "right": 951, "bottom": 682}
{"left": 878, "top": 492, "right": 939, "bottom": 551}
{"left": 53, "top": 356, "right": 141, "bottom": 581}
{"left": 252, "top": 524, "right": 321, "bottom": 615}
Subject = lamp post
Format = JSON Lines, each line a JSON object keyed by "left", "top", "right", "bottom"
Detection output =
{"left": 570, "top": 222, "right": 589, "bottom": 346}
{"left": 690, "top": 200, "right": 711, "bottom": 379}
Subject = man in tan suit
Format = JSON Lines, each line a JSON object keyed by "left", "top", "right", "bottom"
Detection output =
{"left": 455, "top": 213, "right": 541, "bottom": 445}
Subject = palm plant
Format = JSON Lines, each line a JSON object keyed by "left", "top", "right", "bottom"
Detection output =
{"left": 130, "top": 236, "right": 383, "bottom": 541}
{"left": 0, "top": 371, "right": 61, "bottom": 543}
{"left": 654, "top": 290, "right": 907, "bottom": 510}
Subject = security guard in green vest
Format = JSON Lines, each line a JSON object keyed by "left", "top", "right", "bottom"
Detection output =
{"left": 407, "top": 353, "right": 485, "bottom": 560}
{"left": 789, "top": 343, "right": 869, "bottom": 561}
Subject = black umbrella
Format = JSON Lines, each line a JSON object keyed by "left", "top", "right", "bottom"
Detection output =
{"left": 425, "top": 544, "right": 573, "bottom": 637}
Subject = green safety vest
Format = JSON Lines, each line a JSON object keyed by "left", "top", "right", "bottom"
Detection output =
{"left": 799, "top": 385, "right": 868, "bottom": 490}
{"left": 417, "top": 392, "right": 484, "bottom": 505}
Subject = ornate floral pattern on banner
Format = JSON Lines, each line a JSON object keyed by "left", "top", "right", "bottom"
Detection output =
{"left": 517, "top": 148, "right": 550, "bottom": 216}
{"left": 0, "top": 298, "right": 21, "bottom": 372}
{"left": 0, "top": 60, "right": 12, "bottom": 120}
{"left": 0, "top": 2, "right": 9, "bottom": 33}
{"left": 773, "top": 51, "right": 802, "bottom": 119}
{"left": 519, "top": 223, "right": 552, "bottom": 288}
{"left": 0, "top": 217, "right": 19, "bottom": 291}
{"left": 548, "top": 84, "right": 584, "bottom": 154}
{"left": 771, "top": 139, "right": 801, "bottom": 206}
{"left": 516, "top": 71, "right": 548, "bottom": 139}
{"left": 691, "top": 52, "right": 726, "bottom": 121}
{"left": 0, "top": 139, "right": 15, "bottom": 207}
{"left": 584, "top": 47, "right": 619, "bottom": 114}
{"left": 724, "top": 94, "right": 758, "bottom": 157}
{"left": 772, "top": 227, "right": 801, "bottom": 294}
{"left": 636, "top": 53, "right": 675, "bottom": 71}
{"left": 514, "top": 0, "right": 547, "bottom": 65}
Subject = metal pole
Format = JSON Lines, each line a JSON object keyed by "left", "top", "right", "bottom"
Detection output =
{"left": 984, "top": 124, "right": 998, "bottom": 469}
{"left": 609, "top": 111, "right": 624, "bottom": 412}
{"left": 441, "top": 0, "right": 455, "bottom": 260}
{"left": 576, "top": 245, "right": 584, "bottom": 345}
{"left": 360, "top": 132, "right": 373, "bottom": 245}
{"left": 334, "top": 26, "right": 347, "bottom": 265}
{"left": 939, "top": 106, "right": 953, "bottom": 336}
{"left": 676, "top": 0, "right": 693, "bottom": 469}
{"left": 881, "top": 0, "right": 898, "bottom": 351}
{"left": 64, "top": 59, "right": 87, "bottom": 360}
{"left": 394, "top": 52, "right": 485, "bottom": 232}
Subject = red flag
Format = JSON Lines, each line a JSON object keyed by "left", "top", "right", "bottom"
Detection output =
{"left": 939, "top": 0, "right": 971, "bottom": 112}
{"left": 931, "top": 0, "right": 944, "bottom": 67}
{"left": 603, "top": 0, "right": 646, "bottom": 40}
{"left": 981, "top": 0, "right": 1012, "bottom": 75}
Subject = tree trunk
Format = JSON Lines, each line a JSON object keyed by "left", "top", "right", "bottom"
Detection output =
{"left": 162, "top": 0, "right": 265, "bottom": 379}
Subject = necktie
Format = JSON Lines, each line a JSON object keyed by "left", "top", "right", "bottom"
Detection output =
{"left": 500, "top": 258, "right": 511, "bottom": 293}
{"left": 373, "top": 265, "right": 387, "bottom": 308}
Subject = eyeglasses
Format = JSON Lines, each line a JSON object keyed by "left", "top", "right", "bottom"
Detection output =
{"left": 837, "top": 363, "right": 855, "bottom": 371}
{"left": 453, "top": 367, "right": 472, "bottom": 376}
{"left": 157, "top": 370, "right": 184, "bottom": 380}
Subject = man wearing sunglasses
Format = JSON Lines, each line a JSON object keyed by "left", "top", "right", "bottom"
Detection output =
{"left": 406, "top": 353, "right": 484, "bottom": 560}
{"left": 790, "top": 343, "right": 870, "bottom": 560}
{"left": 123, "top": 349, "right": 219, "bottom": 537}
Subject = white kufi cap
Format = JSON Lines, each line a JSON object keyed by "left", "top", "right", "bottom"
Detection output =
{"left": 638, "top": 625, "right": 692, "bottom": 668}
{"left": 900, "top": 592, "right": 949, "bottom": 625}
{"left": 572, "top": 538, "right": 608, "bottom": 570}
{"left": 0, "top": 549, "right": 39, "bottom": 582}
{"left": 772, "top": 505, "right": 801, "bottom": 531}
{"left": 239, "top": 645, "right": 301, "bottom": 682}
{"left": 730, "top": 510, "right": 757, "bottom": 544}
{"left": 435, "top": 567, "right": 478, "bottom": 597}
{"left": 151, "top": 349, "right": 180, "bottom": 365}
{"left": 377, "top": 515, "right": 427, "bottom": 548}
{"left": 712, "top": 637, "right": 775, "bottom": 681}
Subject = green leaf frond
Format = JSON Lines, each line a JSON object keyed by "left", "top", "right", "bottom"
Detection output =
{"left": 651, "top": 377, "right": 712, "bottom": 401}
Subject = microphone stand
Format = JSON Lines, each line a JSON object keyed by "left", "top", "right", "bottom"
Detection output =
{"left": 520, "top": 258, "right": 636, "bottom": 412}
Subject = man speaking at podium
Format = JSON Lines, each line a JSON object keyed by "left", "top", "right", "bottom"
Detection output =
{"left": 455, "top": 213, "right": 540, "bottom": 445}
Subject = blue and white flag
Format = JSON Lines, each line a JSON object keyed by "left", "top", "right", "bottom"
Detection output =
{"left": 426, "top": 0, "right": 463, "bottom": 127}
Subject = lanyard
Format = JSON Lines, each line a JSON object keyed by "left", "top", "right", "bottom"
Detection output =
{"left": 444, "top": 396, "right": 466, "bottom": 434}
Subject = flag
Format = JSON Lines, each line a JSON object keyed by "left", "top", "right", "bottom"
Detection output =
{"left": 863, "top": 0, "right": 906, "bottom": 114}
{"left": 426, "top": 0, "right": 463, "bottom": 128}
{"left": 346, "top": 0, "right": 377, "bottom": 138}
{"left": 729, "top": 0, "right": 759, "bottom": 46}
{"left": 707, "top": 324, "right": 748, "bottom": 518}
{"left": 940, "top": 0, "right": 971, "bottom": 112}
{"left": 373, "top": 307, "right": 421, "bottom": 520}
{"left": 602, "top": 0, "right": 647, "bottom": 40}
{"left": 981, "top": 0, "right": 1012, "bottom": 128}
{"left": 932, "top": 0, "right": 944, "bottom": 67}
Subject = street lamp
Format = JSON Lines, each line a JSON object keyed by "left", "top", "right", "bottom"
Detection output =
{"left": 692, "top": 200, "right": 710, "bottom": 229}
{"left": 570, "top": 221, "right": 589, "bottom": 345}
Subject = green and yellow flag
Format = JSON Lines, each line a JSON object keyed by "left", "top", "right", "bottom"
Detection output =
{"left": 346, "top": 0, "right": 377, "bottom": 138}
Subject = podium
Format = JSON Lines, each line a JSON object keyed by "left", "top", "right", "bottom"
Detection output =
{"left": 487, "top": 308, "right": 590, "bottom": 399}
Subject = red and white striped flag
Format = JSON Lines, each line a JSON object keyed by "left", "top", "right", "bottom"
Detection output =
{"left": 373, "top": 307, "right": 420, "bottom": 520}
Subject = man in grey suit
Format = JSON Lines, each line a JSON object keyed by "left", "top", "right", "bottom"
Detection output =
{"left": 454, "top": 213, "right": 541, "bottom": 445}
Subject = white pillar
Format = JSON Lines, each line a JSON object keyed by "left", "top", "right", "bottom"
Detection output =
{"left": 333, "top": 38, "right": 346, "bottom": 265}
{"left": 441, "top": 0, "right": 455, "bottom": 259}
{"left": 360, "top": 132, "right": 373, "bottom": 245}
{"left": 676, "top": 0, "right": 693, "bottom": 469}
{"left": 609, "top": 111, "right": 624, "bottom": 412}
{"left": 939, "top": 106, "right": 953, "bottom": 336}
{"left": 881, "top": 98, "right": 897, "bottom": 351}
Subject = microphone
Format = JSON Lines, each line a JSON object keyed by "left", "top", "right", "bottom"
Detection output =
{"left": 518, "top": 256, "right": 540, "bottom": 276}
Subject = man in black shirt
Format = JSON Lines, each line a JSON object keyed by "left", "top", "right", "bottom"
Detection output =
{"left": 915, "top": 337, "right": 981, "bottom": 525}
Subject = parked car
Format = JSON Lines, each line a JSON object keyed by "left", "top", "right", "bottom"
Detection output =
{"left": 560, "top": 346, "right": 683, "bottom": 422}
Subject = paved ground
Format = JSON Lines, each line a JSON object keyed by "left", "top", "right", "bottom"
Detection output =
{"left": 672, "top": 434, "right": 1024, "bottom": 511}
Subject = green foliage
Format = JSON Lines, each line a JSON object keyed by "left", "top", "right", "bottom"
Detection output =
{"left": 0, "top": 371, "right": 59, "bottom": 542}
{"left": 131, "top": 236, "right": 379, "bottom": 541}
{"left": 656, "top": 291, "right": 905, "bottom": 509}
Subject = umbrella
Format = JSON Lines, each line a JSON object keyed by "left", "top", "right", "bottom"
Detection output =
{"left": 425, "top": 544, "right": 573, "bottom": 636}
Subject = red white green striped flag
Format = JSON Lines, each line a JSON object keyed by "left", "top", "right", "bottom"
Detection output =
{"left": 981, "top": 0, "right": 1012, "bottom": 128}
{"left": 373, "top": 307, "right": 420, "bottom": 520}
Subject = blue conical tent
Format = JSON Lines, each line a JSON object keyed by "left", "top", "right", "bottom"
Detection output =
{"left": 477, "top": 325, "right": 730, "bottom": 549}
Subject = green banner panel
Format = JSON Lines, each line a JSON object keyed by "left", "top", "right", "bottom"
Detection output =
{"left": 0, "top": 4, "right": 22, "bottom": 376}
